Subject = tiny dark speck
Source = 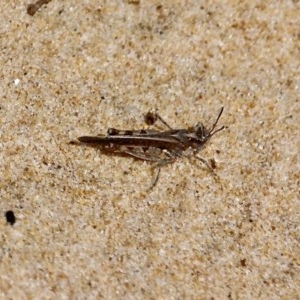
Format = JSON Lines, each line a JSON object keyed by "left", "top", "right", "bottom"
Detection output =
{"left": 5, "top": 210, "right": 16, "bottom": 225}
{"left": 240, "top": 259, "right": 247, "bottom": 267}
{"left": 210, "top": 158, "right": 217, "bottom": 169}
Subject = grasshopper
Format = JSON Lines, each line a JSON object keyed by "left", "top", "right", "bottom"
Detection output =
{"left": 77, "top": 107, "right": 225, "bottom": 188}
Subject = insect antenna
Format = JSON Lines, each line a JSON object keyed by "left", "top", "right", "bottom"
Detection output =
{"left": 208, "top": 107, "right": 225, "bottom": 137}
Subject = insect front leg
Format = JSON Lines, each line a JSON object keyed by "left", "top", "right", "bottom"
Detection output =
{"left": 194, "top": 156, "right": 216, "bottom": 173}
{"left": 181, "top": 151, "right": 218, "bottom": 177}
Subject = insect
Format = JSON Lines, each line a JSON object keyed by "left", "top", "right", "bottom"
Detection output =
{"left": 77, "top": 107, "right": 225, "bottom": 188}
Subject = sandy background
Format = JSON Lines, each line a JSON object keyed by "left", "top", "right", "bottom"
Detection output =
{"left": 0, "top": 0, "right": 299, "bottom": 299}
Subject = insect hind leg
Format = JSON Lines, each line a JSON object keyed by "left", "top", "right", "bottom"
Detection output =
{"left": 119, "top": 147, "right": 176, "bottom": 190}
{"left": 145, "top": 111, "right": 173, "bottom": 130}
{"left": 149, "top": 156, "right": 177, "bottom": 190}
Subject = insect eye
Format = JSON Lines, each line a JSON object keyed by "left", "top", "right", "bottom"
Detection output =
{"left": 196, "top": 123, "right": 204, "bottom": 135}
{"left": 195, "top": 123, "right": 210, "bottom": 141}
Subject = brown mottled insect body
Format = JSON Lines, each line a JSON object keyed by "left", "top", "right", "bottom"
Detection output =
{"left": 78, "top": 108, "right": 225, "bottom": 188}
